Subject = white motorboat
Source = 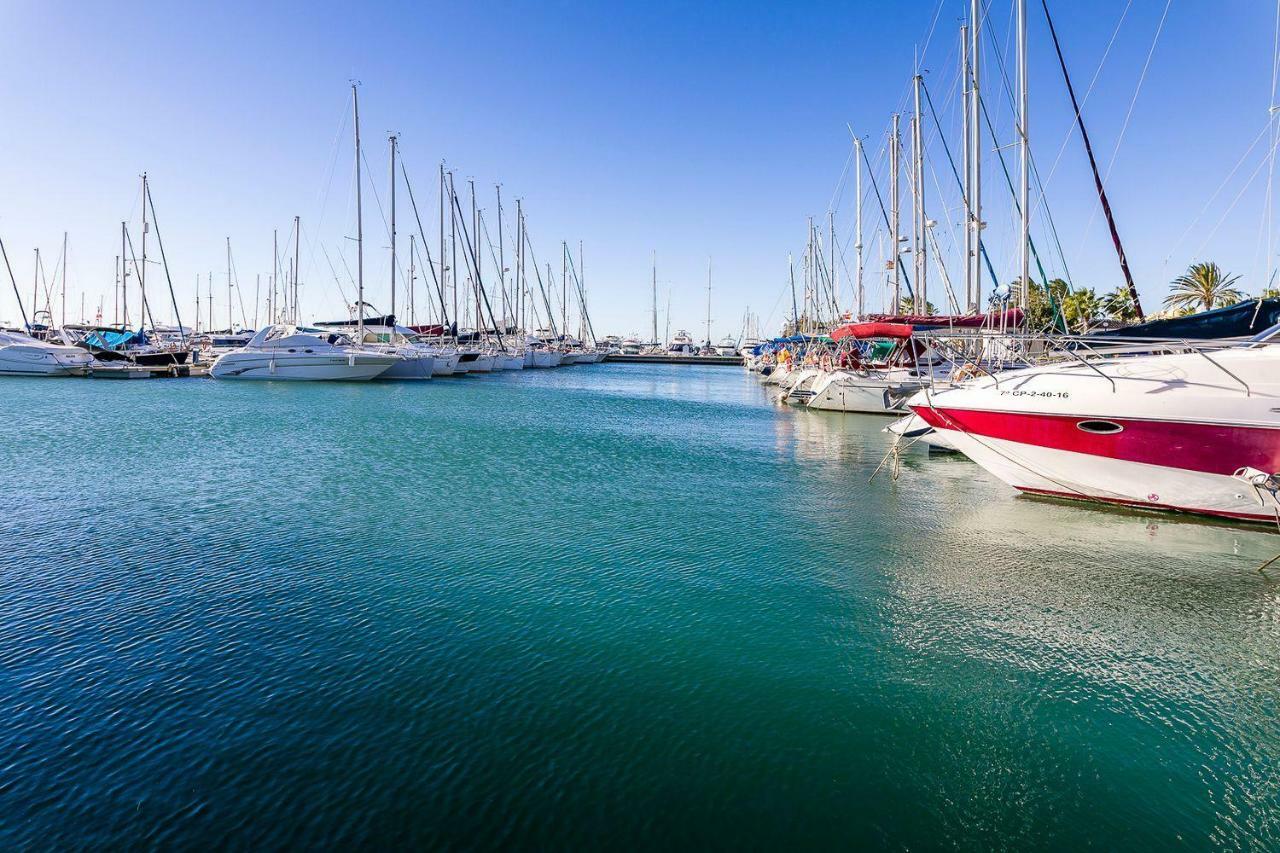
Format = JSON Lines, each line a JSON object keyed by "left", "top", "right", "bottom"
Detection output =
{"left": 909, "top": 327, "right": 1280, "bottom": 524}
{"left": 209, "top": 324, "right": 398, "bottom": 381}
{"left": 0, "top": 329, "right": 95, "bottom": 376}
{"left": 668, "top": 330, "right": 696, "bottom": 354}
{"left": 715, "top": 335, "right": 739, "bottom": 356}
{"left": 620, "top": 337, "right": 643, "bottom": 355}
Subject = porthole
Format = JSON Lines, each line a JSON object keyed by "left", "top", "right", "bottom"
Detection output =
{"left": 1076, "top": 420, "right": 1123, "bottom": 435}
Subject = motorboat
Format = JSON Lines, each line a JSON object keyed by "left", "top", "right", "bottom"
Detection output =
{"left": 909, "top": 326, "right": 1280, "bottom": 523}
{"left": 0, "top": 329, "right": 95, "bottom": 376}
{"left": 620, "top": 337, "right": 643, "bottom": 355}
{"left": 209, "top": 324, "right": 398, "bottom": 380}
{"left": 805, "top": 322, "right": 948, "bottom": 415}
{"left": 715, "top": 335, "right": 739, "bottom": 356}
{"left": 668, "top": 330, "right": 696, "bottom": 354}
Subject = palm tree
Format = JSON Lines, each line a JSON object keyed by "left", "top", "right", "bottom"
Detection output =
{"left": 898, "top": 296, "right": 938, "bottom": 315}
{"left": 1102, "top": 285, "right": 1139, "bottom": 323}
{"left": 1164, "top": 262, "right": 1242, "bottom": 313}
{"left": 1061, "top": 288, "right": 1103, "bottom": 332}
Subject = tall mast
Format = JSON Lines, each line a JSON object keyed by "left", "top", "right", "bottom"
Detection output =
{"left": 352, "top": 83, "right": 364, "bottom": 341}
{"left": 140, "top": 173, "right": 148, "bottom": 332}
{"left": 651, "top": 251, "right": 657, "bottom": 345}
{"left": 497, "top": 185, "right": 506, "bottom": 333}
{"left": 408, "top": 233, "right": 416, "bottom": 325}
{"left": 114, "top": 252, "right": 120, "bottom": 326}
{"left": 1016, "top": 0, "right": 1030, "bottom": 308}
{"left": 291, "top": 217, "right": 300, "bottom": 323}
{"left": 194, "top": 274, "right": 199, "bottom": 334}
{"left": 226, "top": 237, "right": 232, "bottom": 332}
{"left": 561, "top": 241, "right": 568, "bottom": 341}
{"left": 389, "top": 133, "right": 397, "bottom": 321}
{"left": 271, "top": 228, "right": 278, "bottom": 325}
{"left": 969, "top": 0, "right": 983, "bottom": 309}
{"left": 961, "top": 24, "right": 974, "bottom": 312}
{"left": 517, "top": 200, "right": 525, "bottom": 334}
{"left": 705, "top": 257, "right": 712, "bottom": 347}
{"left": 889, "top": 114, "right": 901, "bottom": 313}
{"left": 31, "top": 249, "right": 38, "bottom": 329}
{"left": 439, "top": 163, "right": 447, "bottom": 332}
{"left": 579, "top": 240, "right": 586, "bottom": 343}
{"left": 469, "top": 179, "right": 479, "bottom": 338}
{"left": 912, "top": 74, "right": 927, "bottom": 314}
{"left": 60, "top": 231, "right": 67, "bottom": 328}
{"left": 854, "top": 136, "right": 864, "bottom": 318}
{"left": 788, "top": 253, "right": 798, "bottom": 331}
{"left": 828, "top": 211, "right": 837, "bottom": 317}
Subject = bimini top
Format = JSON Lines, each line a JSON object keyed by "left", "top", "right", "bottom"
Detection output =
{"left": 831, "top": 322, "right": 914, "bottom": 341}
{"left": 864, "top": 308, "right": 1024, "bottom": 329}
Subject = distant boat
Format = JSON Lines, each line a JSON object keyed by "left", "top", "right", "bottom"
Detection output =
{"left": 714, "top": 335, "right": 738, "bottom": 356}
{"left": 668, "top": 330, "right": 696, "bottom": 354}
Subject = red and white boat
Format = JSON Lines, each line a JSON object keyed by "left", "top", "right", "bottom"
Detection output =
{"left": 908, "top": 330, "right": 1280, "bottom": 524}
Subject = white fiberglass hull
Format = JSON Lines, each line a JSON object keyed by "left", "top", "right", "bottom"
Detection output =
{"left": 531, "top": 350, "right": 560, "bottom": 368}
{"left": 378, "top": 353, "right": 435, "bottom": 380}
{"left": 937, "top": 429, "right": 1275, "bottom": 523}
{"left": 500, "top": 354, "right": 525, "bottom": 370}
{"left": 806, "top": 371, "right": 927, "bottom": 415}
{"left": 430, "top": 352, "right": 461, "bottom": 376}
{"left": 210, "top": 352, "right": 396, "bottom": 381}
{"left": 0, "top": 344, "right": 94, "bottom": 376}
{"left": 468, "top": 355, "right": 494, "bottom": 373}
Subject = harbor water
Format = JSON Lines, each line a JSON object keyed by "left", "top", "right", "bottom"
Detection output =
{"left": 2, "top": 365, "right": 1278, "bottom": 847}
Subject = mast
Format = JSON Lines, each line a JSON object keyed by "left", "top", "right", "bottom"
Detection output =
{"left": 705, "top": 257, "right": 712, "bottom": 347}
{"left": 517, "top": 199, "right": 525, "bottom": 334}
{"left": 828, "top": 211, "right": 837, "bottom": 317}
{"left": 912, "top": 75, "right": 926, "bottom": 314}
{"left": 31, "top": 249, "right": 38, "bottom": 329}
{"left": 140, "top": 173, "right": 148, "bottom": 332}
{"left": 408, "top": 233, "right": 416, "bottom": 325}
{"left": 961, "top": 24, "right": 974, "bottom": 312}
{"left": 114, "top": 253, "right": 120, "bottom": 326}
{"left": 969, "top": 0, "right": 983, "bottom": 309}
{"left": 561, "top": 241, "right": 568, "bottom": 342}
{"left": 226, "top": 237, "right": 232, "bottom": 332}
{"left": 1017, "top": 0, "right": 1030, "bottom": 308}
{"left": 651, "top": 252, "right": 657, "bottom": 346}
{"left": 497, "top": 186, "right": 506, "bottom": 333}
{"left": 788, "top": 252, "right": 798, "bottom": 331}
{"left": 889, "top": 114, "right": 901, "bottom": 313}
{"left": 292, "top": 216, "right": 300, "bottom": 324}
{"left": 854, "top": 136, "right": 864, "bottom": 318}
{"left": 195, "top": 274, "right": 200, "bottom": 334}
{"left": 389, "top": 133, "right": 397, "bottom": 320}
{"left": 271, "top": 228, "right": 278, "bottom": 325}
{"left": 352, "top": 83, "right": 364, "bottom": 340}
{"left": 60, "top": 231, "right": 67, "bottom": 328}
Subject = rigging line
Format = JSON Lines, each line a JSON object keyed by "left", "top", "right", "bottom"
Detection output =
{"left": 1264, "top": 0, "right": 1280, "bottom": 291}
{"left": 143, "top": 182, "right": 189, "bottom": 345}
{"left": 918, "top": 78, "right": 1000, "bottom": 290}
{"left": 854, "top": 131, "right": 913, "bottom": 300}
{"left": 1040, "top": 0, "right": 1134, "bottom": 190}
{"left": 399, "top": 157, "right": 450, "bottom": 326}
{"left": 1193, "top": 131, "right": 1280, "bottom": 259}
{"left": 0, "top": 236, "right": 31, "bottom": 329}
{"left": 1102, "top": 0, "right": 1172, "bottom": 183}
{"left": 122, "top": 227, "right": 158, "bottom": 333}
{"left": 319, "top": 243, "right": 351, "bottom": 306}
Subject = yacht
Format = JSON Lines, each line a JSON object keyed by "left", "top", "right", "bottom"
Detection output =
{"left": 909, "top": 326, "right": 1280, "bottom": 523}
{"left": 0, "top": 329, "right": 95, "bottom": 376}
{"left": 668, "top": 330, "right": 696, "bottom": 354}
{"left": 715, "top": 335, "right": 739, "bottom": 356}
{"left": 209, "top": 324, "right": 398, "bottom": 380}
{"left": 620, "top": 337, "right": 643, "bottom": 355}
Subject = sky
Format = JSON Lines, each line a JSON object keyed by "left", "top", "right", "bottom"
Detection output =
{"left": 2, "top": 0, "right": 1279, "bottom": 340}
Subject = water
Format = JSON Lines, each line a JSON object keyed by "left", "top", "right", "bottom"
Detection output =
{"left": 2, "top": 365, "right": 1278, "bottom": 848}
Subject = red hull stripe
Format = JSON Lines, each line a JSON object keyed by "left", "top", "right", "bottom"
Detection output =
{"left": 1017, "top": 487, "right": 1274, "bottom": 524}
{"left": 911, "top": 405, "right": 1280, "bottom": 476}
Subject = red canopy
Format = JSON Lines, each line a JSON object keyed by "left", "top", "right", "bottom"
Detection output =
{"left": 830, "top": 321, "right": 915, "bottom": 341}
{"left": 865, "top": 308, "right": 1024, "bottom": 328}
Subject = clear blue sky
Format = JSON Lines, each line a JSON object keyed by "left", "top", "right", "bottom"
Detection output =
{"left": 1, "top": 1, "right": 1277, "bottom": 338}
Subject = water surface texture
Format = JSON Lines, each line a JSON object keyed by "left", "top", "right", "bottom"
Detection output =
{"left": 2, "top": 366, "right": 1278, "bottom": 847}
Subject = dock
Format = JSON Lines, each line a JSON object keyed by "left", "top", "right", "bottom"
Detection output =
{"left": 87, "top": 363, "right": 209, "bottom": 379}
{"left": 605, "top": 353, "right": 743, "bottom": 366}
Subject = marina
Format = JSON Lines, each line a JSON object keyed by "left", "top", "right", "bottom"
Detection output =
{"left": 5, "top": 0, "right": 1280, "bottom": 847}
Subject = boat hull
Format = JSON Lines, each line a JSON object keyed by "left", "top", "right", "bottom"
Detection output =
{"left": 806, "top": 371, "right": 925, "bottom": 414}
{"left": 210, "top": 353, "right": 396, "bottom": 381}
